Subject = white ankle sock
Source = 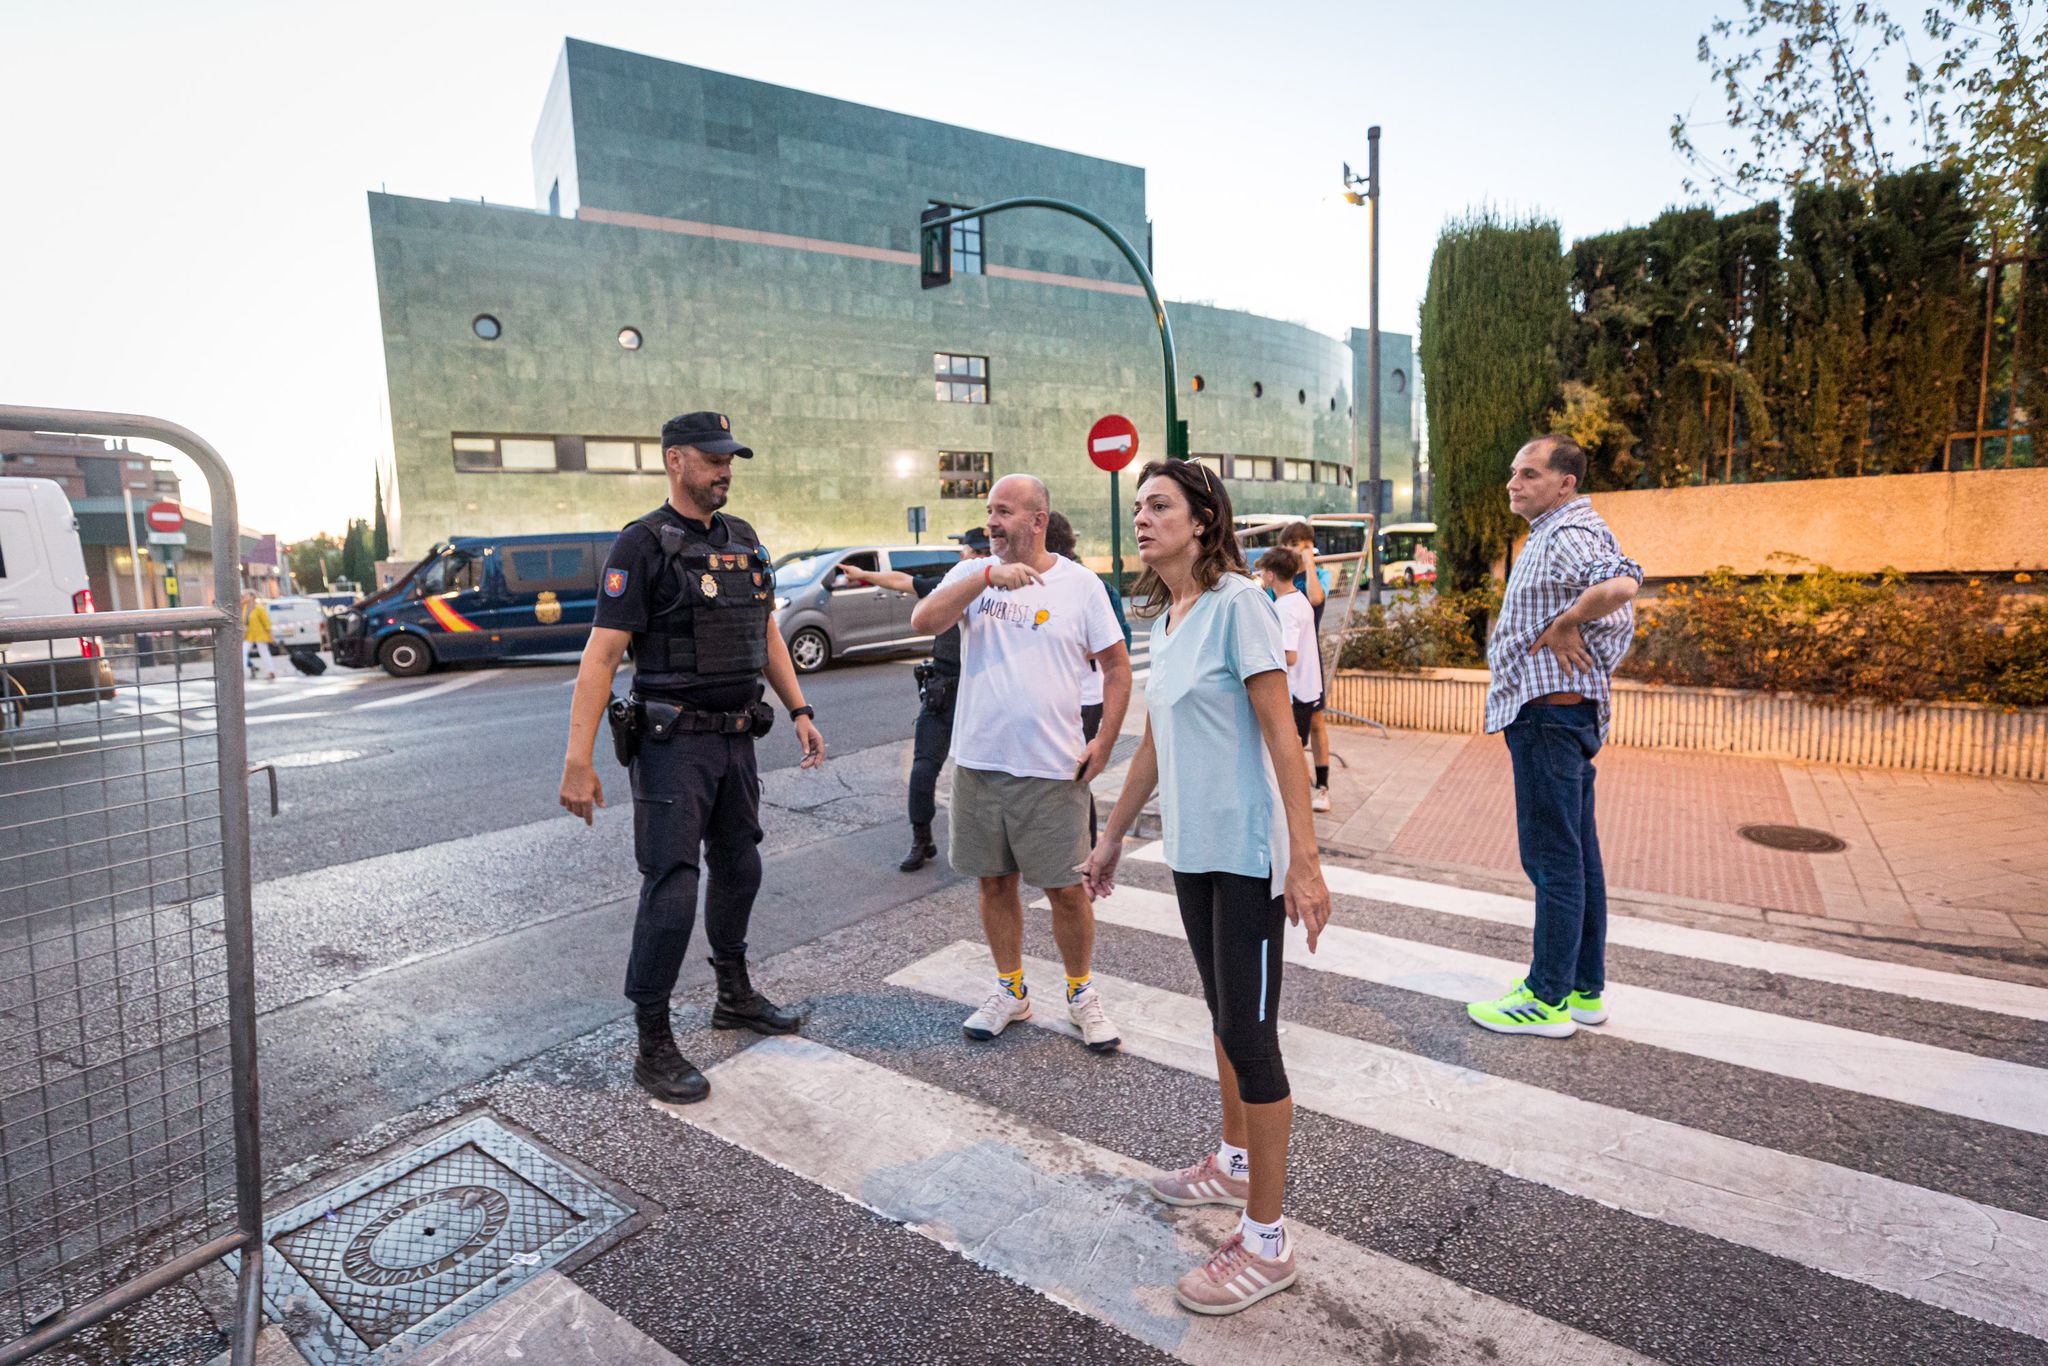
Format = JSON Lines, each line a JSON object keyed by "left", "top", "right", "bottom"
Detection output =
{"left": 1216, "top": 1141, "right": 1250, "bottom": 1181}
{"left": 1240, "top": 1211, "right": 1287, "bottom": 1260}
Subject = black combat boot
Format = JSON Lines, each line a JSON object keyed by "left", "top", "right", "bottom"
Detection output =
{"left": 633, "top": 1002, "right": 710, "bottom": 1104}
{"left": 709, "top": 957, "right": 804, "bottom": 1035}
{"left": 899, "top": 823, "right": 938, "bottom": 872}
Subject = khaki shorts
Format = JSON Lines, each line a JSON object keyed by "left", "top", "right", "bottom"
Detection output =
{"left": 949, "top": 765, "right": 1091, "bottom": 889}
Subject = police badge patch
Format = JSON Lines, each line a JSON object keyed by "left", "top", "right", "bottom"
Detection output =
{"left": 604, "top": 569, "right": 628, "bottom": 597}
{"left": 700, "top": 572, "right": 719, "bottom": 597}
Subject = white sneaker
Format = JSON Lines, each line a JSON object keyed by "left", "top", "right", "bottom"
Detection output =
{"left": 1311, "top": 786, "right": 1331, "bottom": 813}
{"left": 1066, "top": 987, "right": 1121, "bottom": 1053}
{"left": 962, "top": 989, "right": 1031, "bottom": 1041}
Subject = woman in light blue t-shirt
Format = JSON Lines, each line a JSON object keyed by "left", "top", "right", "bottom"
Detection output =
{"left": 1085, "top": 459, "right": 1330, "bottom": 1317}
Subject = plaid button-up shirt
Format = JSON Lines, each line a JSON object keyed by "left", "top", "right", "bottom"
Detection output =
{"left": 1484, "top": 497, "right": 1643, "bottom": 736}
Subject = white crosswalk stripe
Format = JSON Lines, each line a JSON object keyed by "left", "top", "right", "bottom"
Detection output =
{"left": 1076, "top": 883, "right": 2048, "bottom": 1135}
{"left": 886, "top": 942, "right": 2048, "bottom": 1341}
{"left": 625, "top": 837, "right": 2046, "bottom": 1357}
{"left": 659, "top": 1035, "right": 1655, "bottom": 1364}
{"left": 1130, "top": 842, "right": 2048, "bottom": 1023}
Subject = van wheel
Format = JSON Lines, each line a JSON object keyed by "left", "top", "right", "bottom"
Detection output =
{"left": 788, "top": 628, "right": 830, "bottom": 674}
{"left": 379, "top": 635, "right": 434, "bottom": 678}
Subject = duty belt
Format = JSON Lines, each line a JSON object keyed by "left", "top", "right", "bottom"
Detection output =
{"left": 632, "top": 694, "right": 774, "bottom": 740}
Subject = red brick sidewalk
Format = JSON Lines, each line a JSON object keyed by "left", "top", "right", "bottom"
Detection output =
{"left": 1318, "top": 725, "right": 2048, "bottom": 954}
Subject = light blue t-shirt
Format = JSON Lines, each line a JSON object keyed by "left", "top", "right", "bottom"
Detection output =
{"left": 1147, "top": 574, "right": 1290, "bottom": 884}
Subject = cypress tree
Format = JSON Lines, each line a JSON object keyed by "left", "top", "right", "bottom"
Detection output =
{"left": 2016, "top": 160, "right": 2048, "bottom": 467}
{"left": 373, "top": 472, "right": 390, "bottom": 561}
{"left": 1420, "top": 210, "right": 1568, "bottom": 588}
{"left": 1863, "top": 167, "right": 1975, "bottom": 473}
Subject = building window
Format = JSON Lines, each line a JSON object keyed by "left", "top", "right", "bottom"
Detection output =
{"left": 1330, "top": 397, "right": 1337, "bottom": 412}
{"left": 935, "top": 353, "right": 989, "bottom": 403}
{"left": 1390, "top": 368, "right": 1408, "bottom": 394}
{"left": 1236, "top": 456, "right": 1277, "bottom": 481}
{"left": 1191, "top": 374, "right": 1206, "bottom": 393}
{"left": 1297, "top": 389, "right": 1307, "bottom": 405}
{"left": 472, "top": 314, "right": 501, "bottom": 341}
{"left": 939, "top": 450, "right": 992, "bottom": 500}
{"left": 1285, "top": 459, "right": 1316, "bottom": 482}
{"left": 1252, "top": 381, "right": 1264, "bottom": 398}
{"left": 617, "top": 327, "right": 642, "bottom": 350}
{"left": 548, "top": 179, "right": 560, "bottom": 217}
{"left": 927, "top": 201, "right": 983, "bottom": 274}
{"left": 450, "top": 434, "right": 560, "bottom": 473}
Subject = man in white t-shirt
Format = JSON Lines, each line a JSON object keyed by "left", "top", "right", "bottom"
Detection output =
{"left": 911, "top": 475, "right": 1132, "bottom": 1052}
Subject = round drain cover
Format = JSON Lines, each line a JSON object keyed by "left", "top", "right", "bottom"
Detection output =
{"left": 1738, "top": 823, "right": 1847, "bottom": 854}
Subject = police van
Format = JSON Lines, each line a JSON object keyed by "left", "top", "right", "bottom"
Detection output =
{"left": 330, "top": 532, "right": 617, "bottom": 676}
{"left": 0, "top": 476, "right": 115, "bottom": 714}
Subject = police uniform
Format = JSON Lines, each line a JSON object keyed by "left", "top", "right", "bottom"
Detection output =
{"left": 594, "top": 411, "right": 802, "bottom": 1103}
{"left": 899, "top": 528, "right": 986, "bottom": 871}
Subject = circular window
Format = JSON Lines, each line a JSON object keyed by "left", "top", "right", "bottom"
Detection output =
{"left": 1297, "top": 389, "right": 1307, "bottom": 405}
{"left": 1329, "top": 397, "right": 1337, "bottom": 412}
{"left": 471, "top": 314, "right": 501, "bottom": 341}
{"left": 1252, "top": 381, "right": 1264, "bottom": 398}
{"left": 1191, "top": 374, "right": 1206, "bottom": 393}
{"left": 617, "top": 327, "right": 642, "bottom": 350}
{"left": 1390, "top": 368, "right": 1408, "bottom": 394}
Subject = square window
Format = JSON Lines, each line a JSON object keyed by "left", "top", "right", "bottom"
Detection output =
{"left": 452, "top": 436, "right": 498, "bottom": 470}
{"left": 938, "top": 451, "right": 992, "bottom": 500}
{"left": 928, "top": 201, "right": 984, "bottom": 275}
{"left": 934, "top": 353, "right": 990, "bottom": 403}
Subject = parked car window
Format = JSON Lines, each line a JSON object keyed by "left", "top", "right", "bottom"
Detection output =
{"left": 504, "top": 543, "right": 591, "bottom": 594}
{"left": 889, "top": 549, "right": 961, "bottom": 574}
{"left": 836, "top": 551, "right": 880, "bottom": 576}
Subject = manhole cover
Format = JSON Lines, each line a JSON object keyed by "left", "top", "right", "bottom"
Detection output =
{"left": 243, "top": 1116, "right": 633, "bottom": 1364}
{"left": 1738, "top": 823, "right": 1848, "bottom": 854}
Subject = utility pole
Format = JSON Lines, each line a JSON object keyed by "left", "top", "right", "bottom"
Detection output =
{"left": 1343, "top": 129, "right": 1384, "bottom": 608}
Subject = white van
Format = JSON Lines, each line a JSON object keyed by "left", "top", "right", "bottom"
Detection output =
{"left": 262, "top": 595, "right": 328, "bottom": 651}
{"left": 0, "top": 476, "right": 115, "bottom": 711}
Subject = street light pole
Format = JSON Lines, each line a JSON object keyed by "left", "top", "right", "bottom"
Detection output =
{"left": 1344, "top": 130, "right": 1384, "bottom": 609}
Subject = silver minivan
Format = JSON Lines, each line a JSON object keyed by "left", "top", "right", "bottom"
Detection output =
{"left": 773, "top": 544, "right": 962, "bottom": 673}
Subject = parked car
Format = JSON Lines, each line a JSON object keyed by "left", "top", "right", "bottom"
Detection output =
{"left": 773, "top": 544, "right": 961, "bottom": 673}
{"left": 0, "top": 476, "right": 115, "bottom": 714}
{"left": 330, "top": 532, "right": 617, "bottom": 676}
{"left": 262, "top": 595, "right": 329, "bottom": 651}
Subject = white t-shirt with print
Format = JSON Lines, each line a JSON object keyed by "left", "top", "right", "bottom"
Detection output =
{"left": 1273, "top": 590, "right": 1322, "bottom": 703}
{"left": 944, "top": 555, "right": 1125, "bottom": 780}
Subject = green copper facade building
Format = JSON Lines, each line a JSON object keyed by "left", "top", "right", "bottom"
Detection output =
{"left": 370, "top": 39, "right": 1420, "bottom": 561}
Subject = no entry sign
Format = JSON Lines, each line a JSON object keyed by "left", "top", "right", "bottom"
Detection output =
{"left": 1087, "top": 414, "right": 1139, "bottom": 473}
{"left": 145, "top": 501, "right": 184, "bottom": 535}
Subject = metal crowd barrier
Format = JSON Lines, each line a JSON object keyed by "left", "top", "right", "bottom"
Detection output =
{"left": 0, "top": 408, "right": 262, "bottom": 1365}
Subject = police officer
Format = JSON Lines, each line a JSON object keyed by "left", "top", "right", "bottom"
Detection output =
{"left": 559, "top": 411, "right": 826, "bottom": 1104}
{"left": 840, "top": 527, "right": 988, "bottom": 871}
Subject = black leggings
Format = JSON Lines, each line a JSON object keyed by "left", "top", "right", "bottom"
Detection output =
{"left": 1171, "top": 869, "right": 1290, "bottom": 1104}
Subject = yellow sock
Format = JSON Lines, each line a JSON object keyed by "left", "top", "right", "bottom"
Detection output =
{"left": 1065, "top": 973, "right": 1092, "bottom": 1002}
{"left": 998, "top": 968, "right": 1027, "bottom": 1000}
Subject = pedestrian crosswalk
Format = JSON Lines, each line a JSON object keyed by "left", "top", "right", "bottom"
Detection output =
{"left": 646, "top": 840, "right": 2048, "bottom": 1362}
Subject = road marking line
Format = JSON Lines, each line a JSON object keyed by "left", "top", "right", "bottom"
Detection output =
{"left": 244, "top": 711, "right": 331, "bottom": 726}
{"left": 662, "top": 1035, "right": 1652, "bottom": 1365}
{"left": 1070, "top": 885, "right": 2048, "bottom": 1137}
{"left": 889, "top": 942, "right": 2048, "bottom": 1341}
{"left": 1130, "top": 842, "right": 2048, "bottom": 1023}
{"left": 351, "top": 671, "right": 492, "bottom": 710}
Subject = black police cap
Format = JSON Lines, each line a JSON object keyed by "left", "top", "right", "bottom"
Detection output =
{"left": 950, "top": 527, "right": 991, "bottom": 551}
{"left": 659, "top": 411, "right": 753, "bottom": 458}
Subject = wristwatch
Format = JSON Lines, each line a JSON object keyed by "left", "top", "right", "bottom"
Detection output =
{"left": 788, "top": 705, "right": 816, "bottom": 722}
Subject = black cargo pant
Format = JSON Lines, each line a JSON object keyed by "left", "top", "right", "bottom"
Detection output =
{"left": 623, "top": 729, "right": 764, "bottom": 1006}
{"left": 907, "top": 682, "right": 957, "bottom": 830}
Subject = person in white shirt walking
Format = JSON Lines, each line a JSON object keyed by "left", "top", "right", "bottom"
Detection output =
{"left": 1086, "top": 460, "right": 1331, "bottom": 1316}
{"left": 1258, "top": 547, "right": 1323, "bottom": 767}
{"left": 910, "top": 476, "right": 1132, "bottom": 1052}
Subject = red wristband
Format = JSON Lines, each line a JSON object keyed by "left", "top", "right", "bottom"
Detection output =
{"left": 984, "top": 564, "right": 993, "bottom": 587}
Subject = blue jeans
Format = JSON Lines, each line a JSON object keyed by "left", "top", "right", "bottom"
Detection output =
{"left": 1503, "top": 700, "right": 1607, "bottom": 1006}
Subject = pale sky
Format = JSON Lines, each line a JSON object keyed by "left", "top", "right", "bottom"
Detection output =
{"left": 1, "top": 0, "right": 1736, "bottom": 541}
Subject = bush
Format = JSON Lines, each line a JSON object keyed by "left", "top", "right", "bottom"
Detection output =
{"left": 1622, "top": 563, "right": 2048, "bottom": 707}
{"left": 1336, "top": 581, "right": 1502, "bottom": 672}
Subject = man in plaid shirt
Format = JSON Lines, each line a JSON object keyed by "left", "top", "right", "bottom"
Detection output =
{"left": 1467, "top": 436, "right": 1642, "bottom": 1040}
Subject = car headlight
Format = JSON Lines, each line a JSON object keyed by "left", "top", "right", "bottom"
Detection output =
{"left": 773, "top": 596, "right": 789, "bottom": 612}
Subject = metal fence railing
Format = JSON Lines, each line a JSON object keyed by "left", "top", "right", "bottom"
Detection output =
{"left": 0, "top": 408, "right": 262, "bottom": 1366}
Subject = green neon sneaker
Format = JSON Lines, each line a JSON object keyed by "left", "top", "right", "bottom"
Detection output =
{"left": 1467, "top": 984, "right": 1577, "bottom": 1038}
{"left": 1565, "top": 990, "right": 1607, "bottom": 1025}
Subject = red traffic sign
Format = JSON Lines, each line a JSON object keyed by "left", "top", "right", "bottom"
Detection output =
{"left": 1087, "top": 414, "right": 1140, "bottom": 473}
{"left": 145, "top": 501, "right": 184, "bottom": 534}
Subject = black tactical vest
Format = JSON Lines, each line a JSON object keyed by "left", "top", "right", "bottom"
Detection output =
{"left": 628, "top": 510, "right": 774, "bottom": 696}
